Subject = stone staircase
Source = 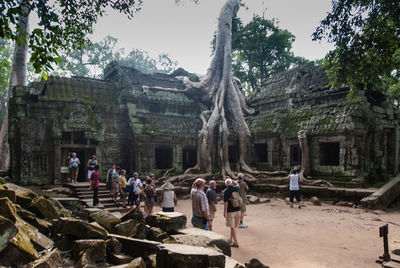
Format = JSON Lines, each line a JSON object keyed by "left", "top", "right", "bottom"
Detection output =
{"left": 65, "top": 182, "right": 129, "bottom": 213}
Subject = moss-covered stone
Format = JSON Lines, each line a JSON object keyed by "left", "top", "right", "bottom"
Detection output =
{"left": 31, "top": 248, "right": 62, "bottom": 268}
{"left": 0, "top": 197, "right": 18, "bottom": 223}
{"left": 15, "top": 217, "right": 54, "bottom": 251}
{"left": 145, "top": 212, "right": 187, "bottom": 232}
{"left": 52, "top": 217, "right": 107, "bottom": 239}
{"left": 72, "top": 239, "right": 106, "bottom": 263}
{"left": 16, "top": 193, "right": 33, "bottom": 208}
{"left": 89, "top": 210, "right": 121, "bottom": 232}
{"left": 114, "top": 219, "right": 140, "bottom": 237}
{"left": 29, "top": 197, "right": 60, "bottom": 220}
{"left": 120, "top": 208, "right": 145, "bottom": 223}
{"left": 0, "top": 189, "right": 16, "bottom": 203}
{"left": 0, "top": 215, "right": 18, "bottom": 252}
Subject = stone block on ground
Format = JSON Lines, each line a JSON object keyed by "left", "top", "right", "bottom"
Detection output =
{"left": 31, "top": 248, "right": 62, "bottom": 268}
{"left": 245, "top": 258, "right": 270, "bottom": 268}
{"left": 90, "top": 209, "right": 121, "bottom": 232}
{"left": 126, "top": 257, "right": 146, "bottom": 268}
{"left": 130, "top": 222, "right": 150, "bottom": 239}
{"left": 247, "top": 195, "right": 260, "bottom": 204}
{"left": 0, "top": 189, "right": 16, "bottom": 203}
{"left": 146, "top": 227, "right": 168, "bottom": 242}
{"left": 72, "top": 239, "right": 106, "bottom": 263}
{"left": 54, "top": 235, "right": 74, "bottom": 252}
{"left": 108, "top": 234, "right": 160, "bottom": 258}
{"left": 225, "top": 256, "right": 245, "bottom": 268}
{"left": 0, "top": 215, "right": 18, "bottom": 252}
{"left": 177, "top": 227, "right": 231, "bottom": 256}
{"left": 120, "top": 209, "right": 145, "bottom": 223}
{"left": 382, "top": 261, "right": 400, "bottom": 268}
{"left": 108, "top": 252, "right": 134, "bottom": 265}
{"left": 259, "top": 198, "right": 271, "bottom": 204}
{"left": 29, "top": 197, "right": 60, "bottom": 220}
{"left": 392, "top": 247, "right": 400, "bottom": 255}
{"left": 52, "top": 217, "right": 107, "bottom": 239}
{"left": 0, "top": 197, "right": 17, "bottom": 222}
{"left": 16, "top": 193, "right": 33, "bottom": 208}
{"left": 114, "top": 219, "right": 140, "bottom": 237}
{"left": 51, "top": 197, "right": 80, "bottom": 211}
{"left": 310, "top": 196, "right": 321, "bottom": 206}
{"left": 3, "top": 183, "right": 37, "bottom": 199}
{"left": 156, "top": 243, "right": 225, "bottom": 268}
{"left": 107, "top": 237, "right": 123, "bottom": 254}
{"left": 145, "top": 211, "right": 187, "bottom": 232}
{"left": 0, "top": 228, "right": 38, "bottom": 266}
{"left": 15, "top": 218, "right": 54, "bottom": 251}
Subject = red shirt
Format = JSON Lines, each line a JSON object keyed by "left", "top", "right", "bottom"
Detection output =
{"left": 90, "top": 170, "right": 99, "bottom": 189}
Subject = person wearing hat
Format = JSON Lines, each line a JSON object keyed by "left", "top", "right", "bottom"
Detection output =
{"left": 159, "top": 182, "right": 177, "bottom": 212}
{"left": 224, "top": 177, "right": 240, "bottom": 247}
{"left": 237, "top": 173, "right": 249, "bottom": 228}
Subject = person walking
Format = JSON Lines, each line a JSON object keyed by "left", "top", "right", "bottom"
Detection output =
{"left": 224, "top": 178, "right": 241, "bottom": 247}
{"left": 160, "top": 182, "right": 177, "bottom": 212}
{"left": 237, "top": 173, "right": 249, "bottom": 228}
{"left": 112, "top": 167, "right": 121, "bottom": 205}
{"left": 191, "top": 178, "right": 211, "bottom": 231}
{"left": 87, "top": 155, "right": 97, "bottom": 181}
{"left": 206, "top": 180, "right": 218, "bottom": 231}
{"left": 106, "top": 164, "right": 116, "bottom": 195}
{"left": 69, "top": 152, "right": 80, "bottom": 184}
{"left": 118, "top": 169, "right": 128, "bottom": 208}
{"left": 287, "top": 169, "right": 301, "bottom": 209}
{"left": 143, "top": 176, "right": 156, "bottom": 214}
{"left": 126, "top": 172, "right": 143, "bottom": 210}
{"left": 89, "top": 165, "right": 100, "bottom": 206}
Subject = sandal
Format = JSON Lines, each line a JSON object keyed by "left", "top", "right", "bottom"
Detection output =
{"left": 230, "top": 242, "right": 239, "bottom": 248}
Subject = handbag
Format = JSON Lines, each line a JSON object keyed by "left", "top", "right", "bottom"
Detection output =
{"left": 123, "top": 185, "right": 134, "bottom": 193}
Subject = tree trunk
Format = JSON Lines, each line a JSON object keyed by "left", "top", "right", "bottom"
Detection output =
{"left": 0, "top": 0, "right": 29, "bottom": 170}
{"left": 298, "top": 130, "right": 311, "bottom": 179}
{"left": 178, "top": 0, "right": 258, "bottom": 178}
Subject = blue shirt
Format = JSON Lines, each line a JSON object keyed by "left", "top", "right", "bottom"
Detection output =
{"left": 224, "top": 185, "right": 241, "bottom": 213}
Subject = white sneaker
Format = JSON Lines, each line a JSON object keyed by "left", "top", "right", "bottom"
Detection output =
{"left": 239, "top": 223, "right": 248, "bottom": 228}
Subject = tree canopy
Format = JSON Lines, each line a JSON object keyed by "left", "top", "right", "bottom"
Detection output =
{"left": 215, "top": 15, "right": 307, "bottom": 92}
{"left": 313, "top": 0, "right": 400, "bottom": 100}
{"left": 0, "top": 0, "right": 144, "bottom": 76}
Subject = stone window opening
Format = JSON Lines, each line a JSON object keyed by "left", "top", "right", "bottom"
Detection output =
{"left": 73, "top": 131, "right": 87, "bottom": 144}
{"left": 155, "top": 147, "right": 173, "bottom": 169}
{"left": 319, "top": 142, "right": 340, "bottom": 166}
{"left": 254, "top": 143, "right": 268, "bottom": 163}
{"left": 290, "top": 144, "right": 301, "bottom": 166}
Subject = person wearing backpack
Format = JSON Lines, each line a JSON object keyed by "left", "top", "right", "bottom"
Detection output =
{"left": 224, "top": 177, "right": 241, "bottom": 248}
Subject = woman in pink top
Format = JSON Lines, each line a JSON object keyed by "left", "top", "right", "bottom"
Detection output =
{"left": 90, "top": 165, "right": 100, "bottom": 206}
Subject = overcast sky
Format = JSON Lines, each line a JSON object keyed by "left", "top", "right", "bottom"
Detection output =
{"left": 92, "top": 0, "right": 334, "bottom": 74}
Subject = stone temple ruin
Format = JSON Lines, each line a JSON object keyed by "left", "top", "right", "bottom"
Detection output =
{"left": 7, "top": 62, "right": 400, "bottom": 184}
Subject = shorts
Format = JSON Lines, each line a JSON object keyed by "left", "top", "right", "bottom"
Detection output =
{"left": 241, "top": 200, "right": 247, "bottom": 213}
{"left": 191, "top": 216, "right": 209, "bottom": 230}
{"left": 88, "top": 169, "right": 95, "bottom": 179}
{"left": 71, "top": 166, "right": 79, "bottom": 175}
{"left": 145, "top": 197, "right": 155, "bottom": 206}
{"left": 112, "top": 181, "right": 119, "bottom": 195}
{"left": 226, "top": 211, "right": 240, "bottom": 228}
{"left": 209, "top": 209, "right": 216, "bottom": 220}
{"left": 289, "top": 190, "right": 301, "bottom": 202}
{"left": 128, "top": 192, "right": 140, "bottom": 206}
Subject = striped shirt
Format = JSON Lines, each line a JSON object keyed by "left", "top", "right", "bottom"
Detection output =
{"left": 191, "top": 188, "right": 209, "bottom": 218}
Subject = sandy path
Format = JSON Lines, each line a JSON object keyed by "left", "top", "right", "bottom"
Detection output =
{"left": 154, "top": 198, "right": 400, "bottom": 268}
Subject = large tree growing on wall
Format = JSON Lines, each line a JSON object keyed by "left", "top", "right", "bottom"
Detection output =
{"left": 178, "top": 0, "right": 260, "bottom": 178}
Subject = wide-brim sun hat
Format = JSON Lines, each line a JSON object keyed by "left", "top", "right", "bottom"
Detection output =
{"left": 161, "top": 182, "right": 174, "bottom": 190}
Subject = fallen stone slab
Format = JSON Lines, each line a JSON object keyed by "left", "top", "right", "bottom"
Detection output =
{"left": 52, "top": 217, "right": 107, "bottom": 239}
{"left": 90, "top": 210, "right": 121, "bottom": 232}
{"left": 0, "top": 228, "right": 38, "bottom": 266}
{"left": 146, "top": 227, "right": 168, "bottom": 242}
{"left": 0, "top": 189, "right": 16, "bottom": 202}
{"left": 16, "top": 217, "right": 54, "bottom": 251}
{"left": 382, "top": 261, "right": 400, "bottom": 268}
{"left": 106, "top": 237, "right": 123, "bottom": 254}
{"left": 16, "top": 193, "right": 33, "bottom": 208}
{"left": 259, "top": 198, "right": 271, "bottom": 204}
{"left": 29, "top": 197, "right": 60, "bottom": 220}
{"left": 51, "top": 197, "right": 80, "bottom": 211}
{"left": 245, "top": 258, "right": 270, "bottom": 268}
{"left": 156, "top": 243, "right": 225, "bottom": 268}
{"left": 31, "top": 248, "right": 62, "bottom": 268}
{"left": 310, "top": 196, "right": 321, "bottom": 206}
{"left": 108, "top": 252, "right": 134, "bottom": 265}
{"left": 72, "top": 239, "right": 106, "bottom": 263}
{"left": 120, "top": 209, "right": 145, "bottom": 223}
{"left": 108, "top": 234, "right": 160, "bottom": 258}
{"left": 114, "top": 219, "right": 140, "bottom": 237}
{"left": 225, "top": 256, "right": 245, "bottom": 268}
{"left": 247, "top": 195, "right": 260, "bottom": 204}
{"left": 3, "top": 183, "right": 37, "bottom": 198}
{"left": 0, "top": 215, "right": 18, "bottom": 252}
{"left": 361, "top": 175, "right": 400, "bottom": 209}
{"left": 145, "top": 211, "right": 187, "bottom": 232}
{"left": 0, "top": 197, "right": 17, "bottom": 222}
{"left": 176, "top": 227, "right": 231, "bottom": 256}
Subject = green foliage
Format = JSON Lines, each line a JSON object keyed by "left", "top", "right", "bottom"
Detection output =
{"left": 313, "top": 0, "right": 400, "bottom": 99}
{"left": 0, "top": 38, "right": 12, "bottom": 125}
{"left": 215, "top": 15, "right": 308, "bottom": 91}
{"left": 0, "top": 0, "right": 144, "bottom": 75}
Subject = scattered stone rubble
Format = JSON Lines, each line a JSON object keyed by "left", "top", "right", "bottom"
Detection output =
{"left": 0, "top": 180, "right": 269, "bottom": 267}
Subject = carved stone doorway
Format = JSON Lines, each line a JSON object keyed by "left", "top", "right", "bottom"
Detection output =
{"left": 61, "top": 148, "right": 96, "bottom": 182}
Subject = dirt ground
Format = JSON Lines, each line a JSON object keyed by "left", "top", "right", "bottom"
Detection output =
{"left": 154, "top": 197, "right": 400, "bottom": 268}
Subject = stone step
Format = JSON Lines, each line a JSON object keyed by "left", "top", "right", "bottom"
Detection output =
{"left": 76, "top": 189, "right": 110, "bottom": 195}
{"left": 361, "top": 175, "right": 400, "bottom": 209}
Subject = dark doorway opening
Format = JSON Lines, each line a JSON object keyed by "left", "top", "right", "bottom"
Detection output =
{"left": 319, "top": 142, "right": 340, "bottom": 166}
{"left": 290, "top": 144, "right": 302, "bottom": 166}
{"left": 61, "top": 148, "right": 96, "bottom": 182}
{"left": 183, "top": 148, "right": 197, "bottom": 170}
{"left": 155, "top": 148, "right": 173, "bottom": 169}
{"left": 386, "top": 131, "right": 395, "bottom": 174}
{"left": 254, "top": 144, "right": 268, "bottom": 162}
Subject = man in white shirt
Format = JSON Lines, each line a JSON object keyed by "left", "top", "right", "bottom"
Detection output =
{"left": 127, "top": 172, "right": 143, "bottom": 210}
{"left": 287, "top": 169, "right": 301, "bottom": 209}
